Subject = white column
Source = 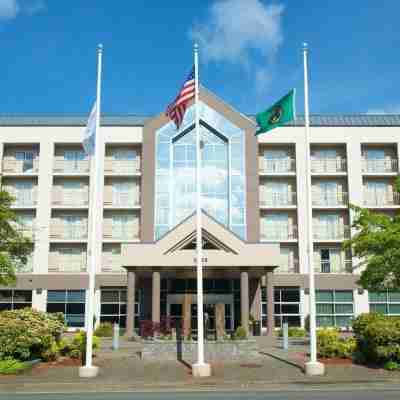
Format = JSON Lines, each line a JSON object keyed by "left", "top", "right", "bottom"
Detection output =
{"left": 303, "top": 43, "right": 324, "bottom": 376}
{"left": 32, "top": 289, "right": 47, "bottom": 312}
{"left": 35, "top": 140, "right": 53, "bottom": 274}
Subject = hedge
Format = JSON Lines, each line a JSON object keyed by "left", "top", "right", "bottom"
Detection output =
{"left": 0, "top": 308, "right": 65, "bottom": 361}
{"left": 352, "top": 313, "right": 400, "bottom": 365}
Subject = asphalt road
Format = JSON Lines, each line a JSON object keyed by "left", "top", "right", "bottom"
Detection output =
{"left": 1, "top": 390, "right": 400, "bottom": 400}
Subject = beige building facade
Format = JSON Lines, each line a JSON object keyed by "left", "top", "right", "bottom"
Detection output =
{"left": 1, "top": 88, "right": 400, "bottom": 332}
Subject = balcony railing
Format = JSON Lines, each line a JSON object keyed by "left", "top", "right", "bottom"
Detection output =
{"left": 17, "top": 225, "right": 35, "bottom": 240}
{"left": 102, "top": 255, "right": 124, "bottom": 272}
{"left": 260, "top": 225, "right": 298, "bottom": 241}
{"left": 259, "top": 158, "right": 296, "bottom": 174}
{"left": 104, "top": 159, "right": 141, "bottom": 174}
{"left": 12, "top": 191, "right": 37, "bottom": 207}
{"left": 107, "top": 193, "right": 140, "bottom": 207}
{"left": 53, "top": 160, "right": 89, "bottom": 174}
{"left": 48, "top": 262, "right": 87, "bottom": 273}
{"left": 311, "top": 158, "right": 347, "bottom": 173}
{"left": 103, "top": 228, "right": 139, "bottom": 241}
{"left": 313, "top": 224, "right": 350, "bottom": 240}
{"left": 259, "top": 192, "right": 297, "bottom": 207}
{"left": 2, "top": 159, "right": 39, "bottom": 174}
{"left": 363, "top": 191, "right": 400, "bottom": 206}
{"left": 50, "top": 224, "right": 88, "bottom": 240}
{"left": 312, "top": 191, "right": 348, "bottom": 207}
{"left": 53, "top": 191, "right": 89, "bottom": 207}
{"left": 277, "top": 259, "right": 300, "bottom": 273}
{"left": 314, "top": 260, "right": 353, "bottom": 274}
{"left": 362, "top": 158, "right": 398, "bottom": 173}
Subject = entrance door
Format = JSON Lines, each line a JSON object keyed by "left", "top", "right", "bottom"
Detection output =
{"left": 191, "top": 303, "right": 216, "bottom": 331}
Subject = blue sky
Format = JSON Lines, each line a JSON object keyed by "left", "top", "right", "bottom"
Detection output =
{"left": 0, "top": 0, "right": 399, "bottom": 116}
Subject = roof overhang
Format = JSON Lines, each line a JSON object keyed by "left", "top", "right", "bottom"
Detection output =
{"left": 122, "top": 212, "right": 282, "bottom": 273}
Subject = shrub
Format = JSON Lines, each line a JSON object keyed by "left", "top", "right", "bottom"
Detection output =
{"left": 0, "top": 358, "right": 30, "bottom": 375}
{"left": 233, "top": 326, "right": 247, "bottom": 340}
{"left": 277, "top": 327, "right": 306, "bottom": 338}
{"left": 317, "top": 328, "right": 356, "bottom": 359}
{"left": 0, "top": 308, "right": 65, "bottom": 361}
{"left": 94, "top": 322, "right": 113, "bottom": 337}
{"left": 384, "top": 360, "right": 399, "bottom": 371}
{"left": 352, "top": 313, "right": 400, "bottom": 365}
{"left": 70, "top": 331, "right": 100, "bottom": 359}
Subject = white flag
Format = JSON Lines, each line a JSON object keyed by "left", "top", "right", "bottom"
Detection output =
{"left": 83, "top": 102, "right": 97, "bottom": 155}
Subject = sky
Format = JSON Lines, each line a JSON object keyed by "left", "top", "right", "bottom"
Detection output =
{"left": 0, "top": 0, "right": 399, "bottom": 116}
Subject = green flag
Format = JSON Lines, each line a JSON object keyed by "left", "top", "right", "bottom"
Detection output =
{"left": 255, "top": 89, "right": 296, "bottom": 135}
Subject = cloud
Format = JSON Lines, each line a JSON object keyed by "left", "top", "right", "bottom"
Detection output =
{"left": 0, "top": 0, "right": 45, "bottom": 20}
{"left": 190, "top": 0, "right": 284, "bottom": 65}
{"left": 366, "top": 105, "right": 400, "bottom": 114}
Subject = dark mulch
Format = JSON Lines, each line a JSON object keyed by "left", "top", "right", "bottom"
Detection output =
{"left": 318, "top": 357, "right": 353, "bottom": 365}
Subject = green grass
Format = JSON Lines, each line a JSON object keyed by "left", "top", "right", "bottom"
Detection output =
{"left": 0, "top": 358, "right": 31, "bottom": 375}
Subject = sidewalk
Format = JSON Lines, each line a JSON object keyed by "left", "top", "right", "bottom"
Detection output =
{"left": 0, "top": 336, "right": 399, "bottom": 394}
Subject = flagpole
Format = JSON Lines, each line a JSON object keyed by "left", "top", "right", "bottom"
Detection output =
{"left": 303, "top": 42, "right": 324, "bottom": 376}
{"left": 79, "top": 43, "right": 103, "bottom": 378}
{"left": 192, "top": 43, "right": 211, "bottom": 378}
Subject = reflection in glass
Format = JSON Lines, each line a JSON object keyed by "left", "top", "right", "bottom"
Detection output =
{"left": 155, "top": 101, "right": 246, "bottom": 239}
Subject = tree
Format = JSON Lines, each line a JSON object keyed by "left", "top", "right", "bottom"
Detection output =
{"left": 0, "top": 189, "right": 33, "bottom": 285}
{"left": 344, "top": 178, "right": 400, "bottom": 291}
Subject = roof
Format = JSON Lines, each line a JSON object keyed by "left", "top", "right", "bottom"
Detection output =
{"left": 0, "top": 113, "right": 400, "bottom": 128}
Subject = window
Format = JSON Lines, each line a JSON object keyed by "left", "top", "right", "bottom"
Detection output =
{"left": 261, "top": 213, "right": 291, "bottom": 240}
{"left": 111, "top": 214, "right": 134, "bottom": 239}
{"left": 263, "top": 150, "right": 291, "bottom": 172}
{"left": 63, "top": 215, "right": 86, "bottom": 239}
{"left": 369, "top": 291, "right": 400, "bottom": 315}
{"left": 100, "top": 288, "right": 140, "bottom": 328}
{"left": 16, "top": 151, "right": 35, "bottom": 172}
{"left": 316, "top": 290, "right": 354, "bottom": 328}
{"left": 112, "top": 181, "right": 137, "bottom": 206}
{"left": 14, "top": 180, "right": 34, "bottom": 206}
{"left": 263, "top": 287, "right": 301, "bottom": 328}
{"left": 315, "top": 248, "right": 344, "bottom": 273}
{"left": 155, "top": 101, "right": 246, "bottom": 240}
{"left": 63, "top": 180, "right": 85, "bottom": 205}
{"left": 364, "top": 149, "right": 385, "bottom": 173}
{"left": 59, "top": 247, "right": 86, "bottom": 272}
{"left": 0, "top": 290, "right": 32, "bottom": 311}
{"left": 64, "top": 150, "right": 85, "bottom": 172}
{"left": 113, "top": 149, "right": 136, "bottom": 161}
{"left": 47, "top": 290, "right": 85, "bottom": 327}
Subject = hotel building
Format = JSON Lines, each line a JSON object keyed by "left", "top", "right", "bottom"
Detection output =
{"left": 1, "top": 88, "right": 400, "bottom": 335}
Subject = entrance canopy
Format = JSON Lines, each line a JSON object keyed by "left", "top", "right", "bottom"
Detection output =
{"left": 122, "top": 211, "right": 282, "bottom": 276}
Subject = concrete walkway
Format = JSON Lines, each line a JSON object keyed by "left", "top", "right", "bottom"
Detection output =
{"left": 0, "top": 336, "right": 399, "bottom": 394}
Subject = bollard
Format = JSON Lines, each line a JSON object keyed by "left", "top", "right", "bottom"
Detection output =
{"left": 112, "top": 322, "right": 120, "bottom": 350}
{"left": 282, "top": 322, "right": 289, "bottom": 350}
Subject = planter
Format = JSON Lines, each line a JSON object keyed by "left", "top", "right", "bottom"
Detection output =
{"left": 141, "top": 339, "right": 261, "bottom": 361}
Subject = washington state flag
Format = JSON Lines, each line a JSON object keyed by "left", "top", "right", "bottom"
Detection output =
{"left": 255, "top": 89, "right": 296, "bottom": 135}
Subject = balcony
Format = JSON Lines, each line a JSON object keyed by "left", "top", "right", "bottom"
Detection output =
{"left": 277, "top": 259, "right": 300, "bottom": 273}
{"left": 53, "top": 160, "right": 90, "bottom": 174}
{"left": 50, "top": 224, "right": 88, "bottom": 240}
{"left": 259, "top": 192, "right": 297, "bottom": 207}
{"left": 105, "top": 193, "right": 141, "bottom": 208}
{"left": 363, "top": 191, "right": 400, "bottom": 207}
{"left": 104, "top": 159, "right": 141, "bottom": 175}
{"left": 260, "top": 225, "right": 298, "bottom": 241}
{"left": 312, "top": 191, "right": 348, "bottom": 207}
{"left": 362, "top": 158, "right": 398, "bottom": 174}
{"left": 311, "top": 158, "right": 347, "bottom": 174}
{"left": 48, "top": 258, "right": 87, "bottom": 273}
{"left": 313, "top": 224, "right": 350, "bottom": 241}
{"left": 314, "top": 260, "right": 353, "bottom": 274}
{"left": 102, "top": 254, "right": 124, "bottom": 273}
{"left": 16, "top": 225, "right": 36, "bottom": 240}
{"left": 52, "top": 190, "right": 89, "bottom": 207}
{"left": 259, "top": 158, "right": 296, "bottom": 174}
{"left": 11, "top": 191, "right": 37, "bottom": 208}
{"left": 103, "top": 229, "right": 139, "bottom": 241}
{"left": 2, "top": 159, "right": 39, "bottom": 174}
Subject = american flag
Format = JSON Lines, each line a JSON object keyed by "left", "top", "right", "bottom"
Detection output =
{"left": 166, "top": 66, "right": 195, "bottom": 129}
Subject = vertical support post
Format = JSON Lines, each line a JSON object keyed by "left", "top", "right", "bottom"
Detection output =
{"left": 152, "top": 270, "right": 161, "bottom": 325}
{"left": 240, "top": 270, "right": 249, "bottom": 335}
{"left": 112, "top": 323, "right": 120, "bottom": 350}
{"left": 283, "top": 322, "right": 289, "bottom": 350}
{"left": 192, "top": 43, "right": 211, "bottom": 378}
{"left": 303, "top": 43, "right": 325, "bottom": 376}
{"left": 266, "top": 272, "right": 274, "bottom": 336}
{"left": 126, "top": 271, "right": 136, "bottom": 338}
